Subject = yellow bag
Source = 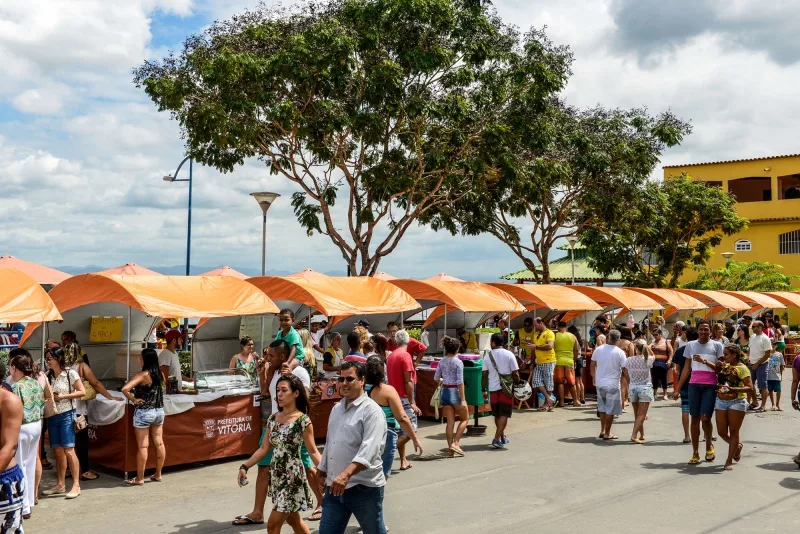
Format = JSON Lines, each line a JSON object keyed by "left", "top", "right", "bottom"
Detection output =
{"left": 81, "top": 379, "right": 97, "bottom": 401}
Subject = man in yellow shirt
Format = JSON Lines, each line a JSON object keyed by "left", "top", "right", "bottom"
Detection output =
{"left": 457, "top": 328, "right": 478, "bottom": 354}
{"left": 514, "top": 318, "right": 537, "bottom": 366}
{"left": 528, "top": 317, "right": 556, "bottom": 411}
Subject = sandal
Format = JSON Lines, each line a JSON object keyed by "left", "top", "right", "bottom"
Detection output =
{"left": 682, "top": 438, "right": 691, "bottom": 443}
{"left": 80, "top": 471, "right": 100, "bottom": 481}
{"left": 688, "top": 456, "right": 701, "bottom": 465}
{"left": 42, "top": 486, "right": 66, "bottom": 496}
{"left": 630, "top": 438, "right": 643, "bottom": 444}
{"left": 232, "top": 515, "right": 264, "bottom": 526}
{"left": 602, "top": 435, "right": 618, "bottom": 441}
{"left": 149, "top": 475, "right": 162, "bottom": 482}
{"left": 705, "top": 448, "right": 716, "bottom": 462}
{"left": 450, "top": 445, "right": 465, "bottom": 457}
{"left": 307, "top": 506, "right": 323, "bottom": 522}
{"left": 734, "top": 443, "right": 743, "bottom": 462}
{"left": 125, "top": 479, "right": 144, "bottom": 486}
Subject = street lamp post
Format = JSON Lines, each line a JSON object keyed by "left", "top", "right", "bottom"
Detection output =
{"left": 251, "top": 192, "right": 280, "bottom": 353}
{"left": 163, "top": 156, "right": 193, "bottom": 333}
{"left": 721, "top": 251, "right": 735, "bottom": 291}
{"left": 568, "top": 236, "right": 578, "bottom": 286}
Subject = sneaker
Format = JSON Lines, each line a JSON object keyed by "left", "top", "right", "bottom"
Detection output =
{"left": 491, "top": 439, "right": 505, "bottom": 449}
{"left": 501, "top": 436, "right": 510, "bottom": 444}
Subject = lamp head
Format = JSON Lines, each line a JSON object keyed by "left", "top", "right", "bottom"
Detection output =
{"left": 250, "top": 192, "right": 280, "bottom": 213}
{"left": 721, "top": 251, "right": 734, "bottom": 262}
{"left": 163, "top": 175, "right": 175, "bottom": 182}
{"left": 567, "top": 236, "right": 578, "bottom": 247}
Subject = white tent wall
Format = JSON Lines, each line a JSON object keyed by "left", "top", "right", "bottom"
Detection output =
{"left": 327, "top": 310, "right": 421, "bottom": 335}
{"left": 192, "top": 314, "right": 277, "bottom": 372}
{"left": 22, "top": 302, "right": 154, "bottom": 380}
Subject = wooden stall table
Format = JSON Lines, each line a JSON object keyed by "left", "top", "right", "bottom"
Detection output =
{"left": 416, "top": 366, "right": 490, "bottom": 419}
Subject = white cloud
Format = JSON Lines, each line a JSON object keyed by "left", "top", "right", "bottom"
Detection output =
{"left": 3, "top": 0, "right": 800, "bottom": 280}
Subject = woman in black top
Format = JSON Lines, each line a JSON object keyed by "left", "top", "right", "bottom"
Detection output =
{"left": 121, "top": 348, "right": 166, "bottom": 485}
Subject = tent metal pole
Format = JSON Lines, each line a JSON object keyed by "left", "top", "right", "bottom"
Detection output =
{"left": 126, "top": 307, "right": 132, "bottom": 382}
{"left": 400, "top": 311, "right": 404, "bottom": 329}
{"left": 41, "top": 322, "right": 47, "bottom": 369}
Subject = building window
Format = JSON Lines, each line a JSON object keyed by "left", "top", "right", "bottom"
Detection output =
{"left": 728, "top": 176, "right": 772, "bottom": 203}
{"left": 734, "top": 239, "right": 751, "bottom": 252}
{"left": 779, "top": 230, "right": 800, "bottom": 255}
{"left": 702, "top": 181, "right": 722, "bottom": 188}
{"left": 778, "top": 173, "right": 800, "bottom": 199}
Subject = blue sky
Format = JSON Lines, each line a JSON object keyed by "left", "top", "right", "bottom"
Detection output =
{"left": 3, "top": 0, "right": 800, "bottom": 280}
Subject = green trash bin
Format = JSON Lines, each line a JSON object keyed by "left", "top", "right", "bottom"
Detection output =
{"left": 462, "top": 359, "right": 484, "bottom": 406}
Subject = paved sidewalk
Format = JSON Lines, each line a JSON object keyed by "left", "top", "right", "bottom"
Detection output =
{"left": 30, "top": 379, "right": 800, "bottom": 533}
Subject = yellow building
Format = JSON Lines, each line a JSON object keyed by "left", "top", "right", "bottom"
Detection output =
{"left": 663, "top": 154, "right": 800, "bottom": 283}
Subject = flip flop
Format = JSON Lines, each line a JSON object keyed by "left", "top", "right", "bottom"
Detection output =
{"left": 723, "top": 464, "right": 733, "bottom": 471}
{"left": 232, "top": 516, "right": 264, "bottom": 526}
{"left": 149, "top": 475, "right": 162, "bottom": 482}
{"left": 399, "top": 464, "right": 413, "bottom": 471}
{"left": 630, "top": 438, "right": 643, "bottom": 444}
{"left": 307, "top": 506, "right": 323, "bottom": 522}
{"left": 705, "top": 448, "right": 716, "bottom": 462}
{"left": 734, "top": 443, "right": 743, "bottom": 462}
{"left": 598, "top": 433, "right": 605, "bottom": 439}
{"left": 682, "top": 438, "right": 691, "bottom": 444}
{"left": 688, "top": 456, "right": 701, "bottom": 465}
{"left": 80, "top": 472, "right": 100, "bottom": 481}
{"left": 450, "top": 446, "right": 465, "bottom": 457}
{"left": 603, "top": 435, "right": 618, "bottom": 441}
{"left": 125, "top": 479, "right": 144, "bottom": 486}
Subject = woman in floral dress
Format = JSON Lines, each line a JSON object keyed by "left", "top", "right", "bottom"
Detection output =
{"left": 238, "top": 374, "right": 321, "bottom": 534}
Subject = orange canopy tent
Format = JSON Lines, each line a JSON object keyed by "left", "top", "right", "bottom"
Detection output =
{"left": 373, "top": 272, "right": 398, "bottom": 281}
{"left": 489, "top": 284, "right": 603, "bottom": 312}
{"left": 199, "top": 266, "right": 248, "bottom": 279}
{"left": 0, "top": 255, "right": 70, "bottom": 285}
{"left": 0, "top": 268, "right": 62, "bottom": 323}
{"left": 673, "top": 289, "right": 750, "bottom": 320}
{"left": 99, "top": 263, "right": 162, "bottom": 276}
{"left": 764, "top": 291, "right": 800, "bottom": 309}
{"left": 627, "top": 288, "right": 707, "bottom": 319}
{"left": 718, "top": 291, "right": 786, "bottom": 317}
{"left": 568, "top": 287, "right": 663, "bottom": 311}
{"left": 21, "top": 274, "right": 279, "bottom": 380}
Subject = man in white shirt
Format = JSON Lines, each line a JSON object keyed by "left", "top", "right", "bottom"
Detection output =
{"left": 482, "top": 334, "right": 520, "bottom": 450}
{"left": 683, "top": 321, "right": 723, "bottom": 464}
{"left": 748, "top": 320, "right": 773, "bottom": 411}
{"left": 159, "top": 330, "right": 189, "bottom": 382}
{"left": 591, "top": 329, "right": 627, "bottom": 440}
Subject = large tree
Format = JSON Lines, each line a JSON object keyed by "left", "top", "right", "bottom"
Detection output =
{"left": 134, "top": 0, "right": 572, "bottom": 275}
{"left": 581, "top": 175, "right": 748, "bottom": 287}
{"left": 422, "top": 103, "right": 690, "bottom": 283}
{"left": 683, "top": 260, "right": 799, "bottom": 291}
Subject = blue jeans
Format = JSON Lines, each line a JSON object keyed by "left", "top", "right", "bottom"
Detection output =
{"left": 319, "top": 484, "right": 387, "bottom": 534}
{"left": 48, "top": 410, "right": 76, "bottom": 449}
{"left": 381, "top": 427, "right": 398, "bottom": 478}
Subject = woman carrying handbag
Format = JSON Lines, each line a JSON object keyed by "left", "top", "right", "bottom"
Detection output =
{"left": 41, "top": 347, "right": 85, "bottom": 500}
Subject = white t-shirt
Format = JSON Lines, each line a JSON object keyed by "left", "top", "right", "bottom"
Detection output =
{"left": 748, "top": 333, "right": 772, "bottom": 365}
{"left": 158, "top": 349, "right": 182, "bottom": 379}
{"left": 269, "top": 365, "right": 312, "bottom": 413}
{"left": 684, "top": 339, "right": 724, "bottom": 384}
{"left": 592, "top": 344, "right": 627, "bottom": 388}
{"left": 311, "top": 329, "right": 325, "bottom": 360}
{"left": 148, "top": 328, "right": 157, "bottom": 344}
{"left": 481, "top": 348, "right": 519, "bottom": 392}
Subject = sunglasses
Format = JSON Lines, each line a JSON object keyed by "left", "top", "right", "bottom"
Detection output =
{"left": 337, "top": 376, "right": 358, "bottom": 383}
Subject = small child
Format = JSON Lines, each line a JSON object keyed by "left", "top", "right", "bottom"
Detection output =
{"left": 766, "top": 340, "right": 785, "bottom": 411}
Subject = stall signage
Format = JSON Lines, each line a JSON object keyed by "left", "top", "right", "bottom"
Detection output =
{"left": 203, "top": 415, "right": 253, "bottom": 439}
{"left": 89, "top": 316, "right": 124, "bottom": 343}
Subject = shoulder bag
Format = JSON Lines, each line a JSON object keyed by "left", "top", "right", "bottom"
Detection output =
{"left": 489, "top": 351, "right": 515, "bottom": 397}
{"left": 43, "top": 378, "right": 57, "bottom": 419}
{"left": 77, "top": 363, "right": 97, "bottom": 401}
{"left": 429, "top": 378, "right": 444, "bottom": 419}
{"left": 66, "top": 368, "right": 88, "bottom": 432}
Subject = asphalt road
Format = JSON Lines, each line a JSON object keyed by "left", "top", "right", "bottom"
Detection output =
{"left": 31, "top": 375, "right": 800, "bottom": 533}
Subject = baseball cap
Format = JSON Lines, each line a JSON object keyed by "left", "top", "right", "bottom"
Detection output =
{"left": 357, "top": 319, "right": 370, "bottom": 328}
{"left": 165, "top": 329, "right": 182, "bottom": 344}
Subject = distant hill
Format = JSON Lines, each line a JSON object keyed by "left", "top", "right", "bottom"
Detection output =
{"left": 55, "top": 264, "right": 346, "bottom": 277}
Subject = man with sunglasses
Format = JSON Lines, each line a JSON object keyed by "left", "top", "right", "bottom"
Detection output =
{"left": 319, "top": 361, "right": 388, "bottom": 534}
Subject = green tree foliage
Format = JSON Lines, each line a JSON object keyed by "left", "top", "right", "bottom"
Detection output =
{"left": 134, "top": 0, "right": 572, "bottom": 275}
{"left": 581, "top": 175, "right": 748, "bottom": 287}
{"left": 422, "top": 104, "right": 690, "bottom": 283}
{"left": 683, "top": 260, "right": 799, "bottom": 291}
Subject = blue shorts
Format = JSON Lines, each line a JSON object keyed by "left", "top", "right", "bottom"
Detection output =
{"left": 629, "top": 385, "right": 654, "bottom": 403}
{"left": 754, "top": 363, "right": 768, "bottom": 390}
{"left": 680, "top": 394, "right": 690, "bottom": 414}
{"left": 48, "top": 410, "right": 76, "bottom": 449}
{"left": 133, "top": 407, "right": 165, "bottom": 429}
{"left": 688, "top": 384, "right": 717, "bottom": 418}
{"left": 399, "top": 398, "right": 418, "bottom": 437}
{"left": 767, "top": 380, "right": 782, "bottom": 393}
{"left": 440, "top": 387, "right": 462, "bottom": 406}
{"left": 715, "top": 397, "right": 747, "bottom": 411}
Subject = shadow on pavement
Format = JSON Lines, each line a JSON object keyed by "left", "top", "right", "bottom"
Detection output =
{"left": 558, "top": 436, "right": 624, "bottom": 445}
{"left": 778, "top": 477, "right": 800, "bottom": 490}
{"left": 756, "top": 462, "right": 800, "bottom": 472}
{"left": 640, "top": 462, "right": 723, "bottom": 475}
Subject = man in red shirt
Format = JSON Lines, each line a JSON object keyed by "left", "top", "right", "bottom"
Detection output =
{"left": 386, "top": 321, "right": 428, "bottom": 366}
{"left": 386, "top": 329, "right": 420, "bottom": 471}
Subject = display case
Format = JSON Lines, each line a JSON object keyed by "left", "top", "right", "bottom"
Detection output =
{"left": 194, "top": 368, "right": 258, "bottom": 395}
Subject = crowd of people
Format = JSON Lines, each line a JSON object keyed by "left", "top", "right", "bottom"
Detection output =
{"left": 1, "top": 309, "right": 798, "bottom": 533}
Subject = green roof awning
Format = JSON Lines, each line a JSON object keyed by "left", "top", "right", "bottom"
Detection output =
{"left": 500, "top": 256, "right": 622, "bottom": 282}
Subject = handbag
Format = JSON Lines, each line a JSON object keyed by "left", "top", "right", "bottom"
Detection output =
{"left": 489, "top": 351, "right": 515, "bottom": 397}
{"left": 81, "top": 380, "right": 97, "bottom": 401}
{"left": 65, "top": 368, "right": 88, "bottom": 432}
{"left": 429, "top": 378, "right": 444, "bottom": 419}
{"left": 42, "top": 376, "right": 57, "bottom": 419}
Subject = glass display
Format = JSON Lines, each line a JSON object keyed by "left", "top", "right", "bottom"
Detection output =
{"left": 194, "top": 368, "right": 258, "bottom": 394}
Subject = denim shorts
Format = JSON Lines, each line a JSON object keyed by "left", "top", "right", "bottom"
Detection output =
{"left": 133, "top": 407, "right": 165, "bottom": 429}
{"left": 597, "top": 386, "right": 622, "bottom": 415}
{"left": 754, "top": 363, "right": 768, "bottom": 390}
{"left": 715, "top": 397, "right": 747, "bottom": 411}
{"left": 399, "top": 398, "right": 418, "bottom": 437}
{"left": 440, "top": 387, "right": 462, "bottom": 406}
{"left": 382, "top": 427, "right": 398, "bottom": 477}
{"left": 767, "top": 380, "right": 782, "bottom": 393}
{"left": 629, "top": 385, "right": 654, "bottom": 403}
{"left": 48, "top": 410, "right": 76, "bottom": 449}
{"left": 680, "top": 394, "right": 690, "bottom": 414}
{"left": 688, "top": 384, "right": 717, "bottom": 417}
